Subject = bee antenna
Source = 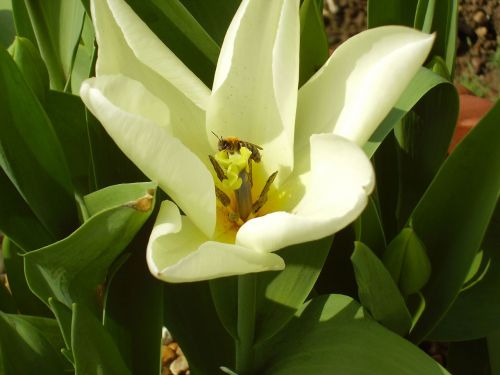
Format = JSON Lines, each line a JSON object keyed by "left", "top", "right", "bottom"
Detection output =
{"left": 211, "top": 131, "right": 223, "bottom": 141}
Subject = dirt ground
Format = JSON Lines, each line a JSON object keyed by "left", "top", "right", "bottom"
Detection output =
{"left": 323, "top": 0, "right": 499, "bottom": 100}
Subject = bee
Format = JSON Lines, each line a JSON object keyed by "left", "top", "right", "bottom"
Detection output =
{"left": 212, "top": 132, "right": 262, "bottom": 163}
{"left": 209, "top": 132, "right": 277, "bottom": 221}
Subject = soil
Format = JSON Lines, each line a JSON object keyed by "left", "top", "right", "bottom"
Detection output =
{"left": 323, "top": 0, "right": 499, "bottom": 100}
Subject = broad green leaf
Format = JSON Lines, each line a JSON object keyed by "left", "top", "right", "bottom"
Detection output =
{"left": 164, "top": 281, "right": 234, "bottom": 374}
{"left": 72, "top": 303, "right": 131, "bottom": 375}
{"left": 299, "top": 0, "right": 328, "bottom": 87}
{"left": 254, "top": 237, "right": 331, "bottom": 344}
{"left": 0, "top": 48, "right": 78, "bottom": 240}
{"left": 210, "top": 276, "right": 238, "bottom": 339}
{"left": 49, "top": 298, "right": 73, "bottom": 353}
{"left": 23, "top": 182, "right": 156, "bottom": 314}
{"left": 8, "top": 36, "right": 49, "bottom": 101}
{"left": 103, "top": 223, "right": 163, "bottom": 375}
{"left": 371, "top": 71, "right": 458, "bottom": 236}
{"left": 0, "top": 8, "right": 15, "bottom": 48}
{"left": 426, "top": 0, "right": 458, "bottom": 77}
{"left": 85, "top": 110, "right": 146, "bottom": 189}
{"left": 2, "top": 238, "right": 51, "bottom": 316}
{"left": 367, "top": 0, "right": 418, "bottom": 28}
{"left": 351, "top": 242, "right": 412, "bottom": 336}
{"left": 23, "top": 0, "right": 85, "bottom": 90}
{"left": 414, "top": 0, "right": 436, "bottom": 33}
{"left": 211, "top": 238, "right": 332, "bottom": 348}
{"left": 180, "top": 0, "right": 240, "bottom": 45}
{"left": 408, "top": 102, "right": 500, "bottom": 343}
{"left": 10, "top": 0, "right": 37, "bottom": 49}
{"left": 45, "top": 90, "right": 93, "bottom": 197}
{"left": 372, "top": 133, "right": 400, "bottom": 241}
{"left": 392, "top": 50, "right": 458, "bottom": 226}
{"left": 125, "top": 0, "right": 219, "bottom": 87}
{"left": 0, "top": 312, "right": 68, "bottom": 374}
{"left": 70, "top": 13, "right": 94, "bottom": 95}
{"left": 0, "top": 170, "right": 54, "bottom": 250}
{"left": 315, "top": 225, "right": 357, "bottom": 298}
{"left": 354, "top": 196, "right": 386, "bottom": 257}
{"left": 428, "top": 202, "right": 500, "bottom": 341}
{"left": 364, "top": 67, "right": 452, "bottom": 158}
{"left": 383, "top": 228, "right": 431, "bottom": 296}
{"left": 256, "top": 294, "right": 449, "bottom": 374}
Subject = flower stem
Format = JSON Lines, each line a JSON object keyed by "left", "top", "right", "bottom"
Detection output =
{"left": 235, "top": 273, "right": 257, "bottom": 374}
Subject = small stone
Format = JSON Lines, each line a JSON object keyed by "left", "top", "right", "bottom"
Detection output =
{"left": 472, "top": 10, "right": 487, "bottom": 25}
{"left": 169, "top": 355, "right": 189, "bottom": 375}
{"left": 471, "top": 57, "right": 483, "bottom": 73}
{"left": 475, "top": 26, "right": 488, "bottom": 38}
{"left": 162, "top": 345, "right": 176, "bottom": 366}
{"left": 167, "top": 342, "right": 179, "bottom": 352}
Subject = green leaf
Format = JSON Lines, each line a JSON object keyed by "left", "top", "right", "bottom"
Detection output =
{"left": 371, "top": 70, "right": 458, "bottom": 234}
{"left": 11, "top": 0, "right": 37, "bottom": 50}
{"left": 354, "top": 196, "right": 387, "bottom": 257}
{"left": 8, "top": 36, "right": 49, "bottom": 101}
{"left": 0, "top": 8, "right": 15, "bottom": 49}
{"left": 367, "top": 0, "right": 418, "bottom": 28}
{"left": 49, "top": 298, "right": 73, "bottom": 353}
{"left": 383, "top": 228, "right": 431, "bottom": 296}
{"left": 70, "top": 13, "right": 94, "bottom": 95}
{"left": 85, "top": 111, "right": 146, "bottom": 189}
{"left": 414, "top": 0, "right": 436, "bottom": 33}
{"left": 0, "top": 48, "right": 78, "bottom": 240}
{"left": 364, "top": 67, "right": 452, "bottom": 158}
{"left": 0, "top": 312, "right": 68, "bottom": 374}
{"left": 256, "top": 294, "right": 449, "bottom": 374}
{"left": 22, "top": 0, "right": 85, "bottom": 90}
{"left": 426, "top": 0, "right": 458, "bottom": 77}
{"left": 103, "top": 223, "right": 164, "bottom": 375}
{"left": 23, "top": 182, "right": 156, "bottom": 314}
{"left": 2, "top": 238, "right": 51, "bottom": 316}
{"left": 45, "top": 90, "right": 93, "bottom": 197}
{"left": 125, "top": 0, "right": 219, "bottom": 87}
{"left": 428, "top": 202, "right": 500, "bottom": 341}
{"left": 315, "top": 225, "right": 357, "bottom": 297}
{"left": 299, "top": 0, "right": 329, "bottom": 87}
{"left": 72, "top": 303, "right": 131, "bottom": 375}
{"left": 408, "top": 102, "right": 500, "bottom": 343}
{"left": 210, "top": 276, "right": 238, "bottom": 339}
{"left": 0, "top": 170, "right": 54, "bottom": 250}
{"left": 351, "top": 242, "right": 412, "bottom": 336}
{"left": 254, "top": 237, "right": 331, "bottom": 344}
{"left": 179, "top": 0, "right": 240, "bottom": 45}
{"left": 164, "top": 281, "right": 234, "bottom": 374}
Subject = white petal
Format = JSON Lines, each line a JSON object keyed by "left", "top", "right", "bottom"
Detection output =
{"left": 80, "top": 76, "right": 215, "bottom": 237}
{"left": 207, "top": 0, "right": 300, "bottom": 184}
{"left": 236, "top": 134, "right": 374, "bottom": 252}
{"left": 91, "top": 0, "right": 211, "bottom": 157}
{"left": 147, "top": 201, "right": 285, "bottom": 283}
{"left": 296, "top": 26, "right": 434, "bottom": 150}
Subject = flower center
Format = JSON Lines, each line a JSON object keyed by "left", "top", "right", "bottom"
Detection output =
{"left": 209, "top": 139, "right": 277, "bottom": 227}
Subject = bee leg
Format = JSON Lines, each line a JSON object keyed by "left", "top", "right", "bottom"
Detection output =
{"left": 252, "top": 171, "right": 278, "bottom": 214}
{"left": 209, "top": 155, "right": 226, "bottom": 182}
